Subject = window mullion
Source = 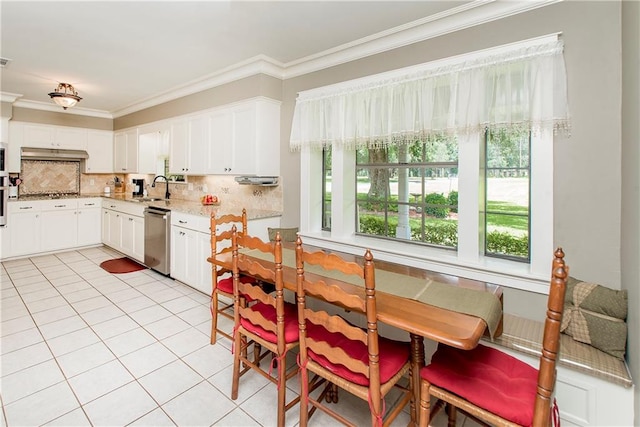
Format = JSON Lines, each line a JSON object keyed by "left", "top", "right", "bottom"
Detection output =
{"left": 331, "top": 146, "right": 356, "bottom": 238}
{"left": 457, "top": 132, "right": 481, "bottom": 262}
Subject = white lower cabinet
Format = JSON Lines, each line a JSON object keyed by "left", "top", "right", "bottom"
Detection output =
{"left": 101, "top": 200, "right": 145, "bottom": 263}
{"left": 8, "top": 203, "right": 41, "bottom": 257}
{"left": 41, "top": 201, "right": 78, "bottom": 252}
{"left": 6, "top": 198, "right": 102, "bottom": 258}
{"left": 77, "top": 199, "right": 102, "bottom": 247}
{"left": 170, "top": 211, "right": 281, "bottom": 294}
{"left": 170, "top": 211, "right": 211, "bottom": 294}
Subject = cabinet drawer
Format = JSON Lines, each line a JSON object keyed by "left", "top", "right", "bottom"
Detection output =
{"left": 171, "top": 211, "right": 210, "bottom": 233}
{"left": 102, "top": 199, "right": 144, "bottom": 217}
{"left": 78, "top": 198, "right": 102, "bottom": 209}
{"left": 9, "top": 201, "right": 42, "bottom": 213}
{"left": 40, "top": 199, "right": 78, "bottom": 210}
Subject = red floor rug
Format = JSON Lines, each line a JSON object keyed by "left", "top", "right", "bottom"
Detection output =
{"left": 100, "top": 257, "right": 147, "bottom": 274}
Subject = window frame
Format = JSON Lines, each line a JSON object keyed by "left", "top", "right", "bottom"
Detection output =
{"left": 299, "top": 129, "right": 554, "bottom": 294}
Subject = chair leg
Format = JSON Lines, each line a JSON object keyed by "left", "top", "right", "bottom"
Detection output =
{"left": 210, "top": 290, "right": 219, "bottom": 345}
{"left": 446, "top": 403, "right": 457, "bottom": 427}
{"left": 231, "top": 331, "right": 243, "bottom": 400}
{"left": 299, "top": 368, "right": 309, "bottom": 427}
{"left": 418, "top": 380, "right": 431, "bottom": 427}
{"left": 277, "top": 352, "right": 287, "bottom": 427}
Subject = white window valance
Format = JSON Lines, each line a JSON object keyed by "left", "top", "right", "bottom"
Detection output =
{"left": 290, "top": 35, "right": 570, "bottom": 151}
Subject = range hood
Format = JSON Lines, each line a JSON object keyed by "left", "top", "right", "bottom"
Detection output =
{"left": 21, "top": 147, "right": 89, "bottom": 161}
{"left": 234, "top": 176, "right": 279, "bottom": 186}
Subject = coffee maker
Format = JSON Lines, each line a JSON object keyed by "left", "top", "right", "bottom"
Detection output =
{"left": 132, "top": 179, "right": 145, "bottom": 196}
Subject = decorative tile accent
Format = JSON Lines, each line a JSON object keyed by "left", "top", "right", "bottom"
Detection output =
{"left": 20, "top": 160, "right": 80, "bottom": 195}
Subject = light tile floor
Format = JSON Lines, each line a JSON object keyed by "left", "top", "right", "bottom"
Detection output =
{"left": 1, "top": 246, "right": 479, "bottom": 426}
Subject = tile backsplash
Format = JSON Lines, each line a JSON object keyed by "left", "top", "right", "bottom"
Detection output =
{"left": 80, "top": 173, "right": 283, "bottom": 212}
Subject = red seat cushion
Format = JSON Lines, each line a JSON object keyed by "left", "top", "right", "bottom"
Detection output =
{"left": 420, "top": 344, "right": 539, "bottom": 426}
{"left": 217, "top": 275, "right": 255, "bottom": 294}
{"left": 240, "top": 301, "right": 299, "bottom": 344}
{"left": 305, "top": 322, "right": 410, "bottom": 386}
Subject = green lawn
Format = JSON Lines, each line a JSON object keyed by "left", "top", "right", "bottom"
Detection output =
{"left": 486, "top": 201, "right": 528, "bottom": 231}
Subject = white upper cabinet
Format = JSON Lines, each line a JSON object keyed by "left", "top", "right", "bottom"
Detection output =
{"left": 169, "top": 118, "right": 189, "bottom": 174}
{"left": 114, "top": 129, "right": 138, "bottom": 173}
{"left": 188, "top": 114, "right": 210, "bottom": 174}
{"left": 22, "top": 123, "right": 87, "bottom": 150}
{"left": 86, "top": 130, "right": 114, "bottom": 173}
{"left": 169, "top": 114, "right": 211, "bottom": 175}
{"left": 208, "top": 109, "right": 233, "bottom": 174}
{"left": 208, "top": 98, "right": 281, "bottom": 176}
{"left": 138, "top": 123, "right": 170, "bottom": 175}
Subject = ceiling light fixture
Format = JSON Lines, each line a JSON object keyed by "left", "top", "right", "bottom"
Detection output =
{"left": 48, "top": 83, "right": 82, "bottom": 109}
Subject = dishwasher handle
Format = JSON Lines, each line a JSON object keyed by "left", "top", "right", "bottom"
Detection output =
{"left": 144, "top": 208, "right": 170, "bottom": 220}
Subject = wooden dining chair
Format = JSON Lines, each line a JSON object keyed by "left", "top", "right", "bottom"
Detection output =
{"left": 209, "top": 208, "right": 256, "bottom": 344}
{"left": 418, "top": 248, "right": 568, "bottom": 427}
{"left": 230, "top": 227, "right": 300, "bottom": 427}
{"left": 295, "top": 238, "right": 413, "bottom": 427}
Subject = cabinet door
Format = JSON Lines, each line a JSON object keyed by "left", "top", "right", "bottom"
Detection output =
{"left": 138, "top": 131, "right": 159, "bottom": 174}
{"left": 23, "top": 124, "right": 54, "bottom": 148}
{"left": 131, "top": 215, "right": 145, "bottom": 262}
{"left": 170, "top": 226, "right": 187, "bottom": 282}
{"left": 55, "top": 127, "right": 87, "bottom": 149}
{"left": 125, "top": 130, "right": 139, "bottom": 172}
{"left": 102, "top": 209, "right": 112, "bottom": 245}
{"left": 195, "top": 231, "right": 213, "bottom": 294}
{"left": 114, "top": 133, "right": 128, "bottom": 172}
{"left": 86, "top": 131, "right": 114, "bottom": 173}
{"left": 170, "top": 226, "right": 198, "bottom": 285}
{"left": 208, "top": 109, "right": 233, "bottom": 174}
{"left": 108, "top": 210, "right": 123, "bottom": 249}
{"left": 8, "top": 122, "right": 23, "bottom": 172}
{"left": 169, "top": 119, "right": 189, "bottom": 174}
{"left": 41, "top": 209, "right": 77, "bottom": 251}
{"left": 188, "top": 114, "right": 210, "bottom": 174}
{"left": 77, "top": 208, "right": 101, "bottom": 246}
{"left": 230, "top": 103, "right": 257, "bottom": 175}
{"left": 114, "top": 130, "right": 138, "bottom": 173}
{"left": 120, "top": 214, "right": 135, "bottom": 257}
{"left": 9, "top": 212, "right": 41, "bottom": 256}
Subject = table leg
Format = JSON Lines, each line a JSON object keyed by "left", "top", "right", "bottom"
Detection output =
{"left": 409, "top": 333, "right": 425, "bottom": 426}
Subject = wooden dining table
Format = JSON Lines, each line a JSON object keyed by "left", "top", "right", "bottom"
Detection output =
{"left": 209, "top": 243, "right": 503, "bottom": 425}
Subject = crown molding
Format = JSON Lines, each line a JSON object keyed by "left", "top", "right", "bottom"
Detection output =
{"left": 282, "top": 0, "right": 562, "bottom": 79}
{"left": 111, "top": 55, "right": 286, "bottom": 118}
{"left": 1, "top": 92, "right": 22, "bottom": 103}
{"left": 12, "top": 99, "right": 113, "bottom": 119}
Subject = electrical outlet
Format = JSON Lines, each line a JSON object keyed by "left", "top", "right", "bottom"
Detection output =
{"left": 90, "top": 179, "right": 95, "bottom": 185}
{"left": 188, "top": 183, "right": 194, "bottom": 191}
{"left": 202, "top": 185, "right": 208, "bottom": 192}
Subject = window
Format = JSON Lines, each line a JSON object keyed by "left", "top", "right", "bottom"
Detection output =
{"left": 483, "top": 128, "right": 531, "bottom": 261}
{"left": 294, "top": 35, "right": 565, "bottom": 288}
{"left": 322, "top": 147, "right": 332, "bottom": 231}
{"left": 353, "top": 136, "right": 459, "bottom": 248}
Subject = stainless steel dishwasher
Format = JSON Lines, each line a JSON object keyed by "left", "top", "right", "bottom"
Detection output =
{"left": 144, "top": 206, "right": 171, "bottom": 275}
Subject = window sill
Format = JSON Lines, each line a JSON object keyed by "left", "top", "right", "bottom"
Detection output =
{"left": 299, "top": 231, "right": 551, "bottom": 294}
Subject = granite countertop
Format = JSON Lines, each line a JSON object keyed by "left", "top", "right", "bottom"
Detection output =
{"left": 9, "top": 193, "right": 281, "bottom": 221}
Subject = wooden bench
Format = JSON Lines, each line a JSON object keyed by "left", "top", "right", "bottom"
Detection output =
{"left": 482, "top": 314, "right": 634, "bottom": 426}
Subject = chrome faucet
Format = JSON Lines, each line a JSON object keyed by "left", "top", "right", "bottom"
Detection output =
{"left": 151, "top": 175, "right": 171, "bottom": 199}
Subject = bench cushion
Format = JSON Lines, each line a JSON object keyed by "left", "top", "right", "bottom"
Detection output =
{"left": 488, "top": 314, "right": 633, "bottom": 388}
{"left": 561, "top": 276, "right": 628, "bottom": 360}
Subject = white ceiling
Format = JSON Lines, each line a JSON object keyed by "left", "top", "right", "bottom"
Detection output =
{"left": 1, "top": 1, "right": 476, "bottom": 117}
